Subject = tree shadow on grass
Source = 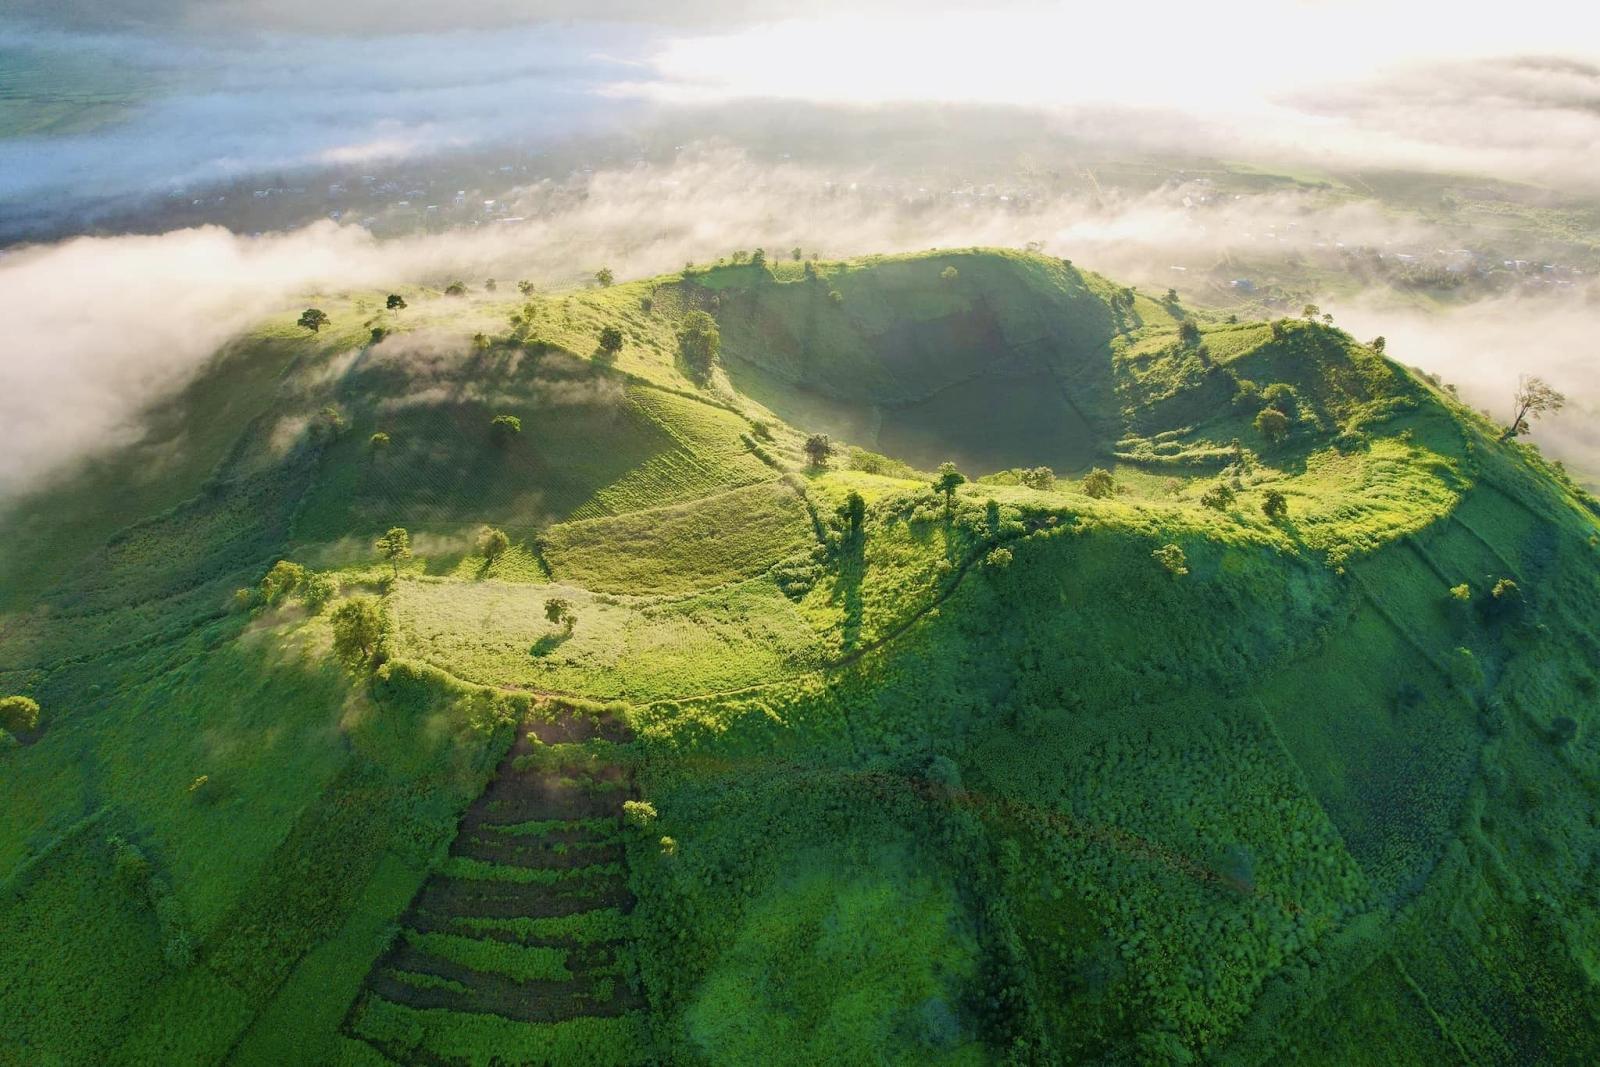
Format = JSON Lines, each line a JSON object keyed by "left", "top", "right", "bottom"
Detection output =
{"left": 828, "top": 533, "right": 866, "bottom": 651}
{"left": 529, "top": 630, "right": 573, "bottom": 658}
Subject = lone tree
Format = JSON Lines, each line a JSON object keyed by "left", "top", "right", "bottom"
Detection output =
{"left": 677, "top": 311, "right": 721, "bottom": 381}
{"left": 1254, "top": 407, "right": 1290, "bottom": 443}
{"left": 490, "top": 413, "right": 522, "bottom": 444}
{"left": 330, "top": 597, "right": 387, "bottom": 669}
{"left": 595, "top": 267, "right": 615, "bottom": 288}
{"left": 1262, "top": 488, "right": 1289, "bottom": 521}
{"left": 933, "top": 461, "right": 966, "bottom": 512}
{"left": 940, "top": 266, "right": 959, "bottom": 282}
{"left": 297, "top": 308, "right": 330, "bottom": 333}
{"left": 518, "top": 280, "right": 536, "bottom": 296}
{"left": 1503, "top": 374, "right": 1566, "bottom": 440}
{"left": 545, "top": 597, "right": 576, "bottom": 633}
{"left": 369, "top": 431, "right": 391, "bottom": 451}
{"left": 444, "top": 281, "right": 467, "bottom": 297}
{"left": 1081, "top": 468, "right": 1115, "bottom": 499}
{"left": 598, "top": 326, "right": 624, "bottom": 357}
{"left": 1152, "top": 544, "right": 1189, "bottom": 577}
{"left": 1370, "top": 335, "right": 1386, "bottom": 354}
{"left": 1020, "top": 466, "right": 1055, "bottom": 491}
{"left": 386, "top": 293, "right": 407, "bottom": 310}
{"left": 1178, "top": 320, "right": 1201, "bottom": 345}
{"left": 1301, "top": 303, "right": 1321, "bottom": 321}
{"left": 804, "top": 433, "right": 833, "bottom": 468}
{"left": 375, "top": 527, "right": 412, "bottom": 580}
{"left": 1200, "top": 482, "right": 1236, "bottom": 510}
{"left": 838, "top": 490, "right": 866, "bottom": 538}
{"left": 476, "top": 525, "right": 510, "bottom": 564}
{"left": 0, "top": 695, "right": 40, "bottom": 734}
{"left": 260, "top": 560, "right": 306, "bottom": 606}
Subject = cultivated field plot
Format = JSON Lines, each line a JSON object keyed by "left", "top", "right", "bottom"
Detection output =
{"left": 346, "top": 713, "right": 650, "bottom": 1065}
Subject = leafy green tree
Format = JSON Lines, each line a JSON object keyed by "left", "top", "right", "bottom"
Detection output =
{"left": 985, "top": 546, "right": 1013, "bottom": 569}
{"left": 595, "top": 267, "right": 615, "bottom": 287}
{"left": 838, "top": 490, "right": 866, "bottom": 537}
{"left": 386, "top": 293, "right": 406, "bottom": 310}
{"left": 623, "top": 799, "right": 658, "bottom": 827}
{"left": 1232, "top": 379, "right": 1263, "bottom": 411}
{"left": 1301, "top": 303, "right": 1321, "bottom": 321}
{"left": 313, "top": 405, "right": 348, "bottom": 445}
{"left": 476, "top": 525, "right": 510, "bottom": 564}
{"left": 0, "top": 695, "right": 40, "bottom": 733}
{"left": 1165, "top": 288, "right": 1179, "bottom": 303}
{"left": 260, "top": 560, "right": 306, "bottom": 606}
{"left": 1254, "top": 407, "right": 1290, "bottom": 443}
{"left": 1020, "top": 466, "right": 1055, "bottom": 491}
{"left": 933, "top": 462, "right": 966, "bottom": 511}
{"left": 1503, "top": 374, "right": 1566, "bottom": 440}
{"left": 1081, "top": 468, "right": 1115, "bottom": 499}
{"left": 1270, "top": 319, "right": 1289, "bottom": 340}
{"left": 598, "top": 326, "right": 624, "bottom": 356}
{"left": 375, "top": 527, "right": 412, "bottom": 579}
{"left": 490, "top": 413, "right": 522, "bottom": 444}
{"left": 1200, "top": 482, "right": 1235, "bottom": 510}
{"left": 545, "top": 597, "right": 576, "bottom": 633}
{"left": 1152, "top": 544, "right": 1188, "bottom": 576}
{"left": 750, "top": 248, "right": 767, "bottom": 268}
{"left": 1262, "top": 488, "right": 1288, "bottom": 520}
{"left": 369, "top": 431, "right": 391, "bottom": 450}
{"left": 677, "top": 311, "right": 721, "bottom": 380}
{"left": 444, "top": 281, "right": 467, "bottom": 297}
{"left": 804, "top": 433, "right": 833, "bottom": 468}
{"left": 330, "top": 597, "right": 387, "bottom": 668}
{"left": 297, "top": 308, "right": 329, "bottom": 333}
{"left": 1261, "top": 383, "right": 1297, "bottom": 415}
{"left": 940, "top": 266, "right": 959, "bottom": 281}
{"left": 369, "top": 327, "right": 387, "bottom": 345}
{"left": 1178, "top": 320, "right": 1201, "bottom": 345}
{"left": 1371, "top": 335, "right": 1386, "bottom": 354}
{"left": 791, "top": 247, "right": 803, "bottom": 261}
{"left": 828, "top": 289, "right": 844, "bottom": 304}
{"left": 517, "top": 280, "right": 535, "bottom": 296}
{"left": 300, "top": 572, "right": 336, "bottom": 613}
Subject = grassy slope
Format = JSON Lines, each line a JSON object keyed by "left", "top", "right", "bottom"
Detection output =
{"left": 3, "top": 249, "right": 1600, "bottom": 1065}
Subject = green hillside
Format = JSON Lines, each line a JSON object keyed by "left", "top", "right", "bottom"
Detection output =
{"left": 3, "top": 249, "right": 1600, "bottom": 1065}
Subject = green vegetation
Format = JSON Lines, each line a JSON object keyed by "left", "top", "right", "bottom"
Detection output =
{"left": 297, "top": 308, "right": 330, "bottom": 333}
{"left": 4, "top": 248, "right": 1600, "bottom": 1065}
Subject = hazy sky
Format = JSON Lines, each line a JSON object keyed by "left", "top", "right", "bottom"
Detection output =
{"left": 3, "top": 0, "right": 1598, "bottom": 208}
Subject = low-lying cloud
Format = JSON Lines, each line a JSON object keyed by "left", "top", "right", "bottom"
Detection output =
{"left": 2, "top": 148, "right": 1596, "bottom": 505}
{"left": 1333, "top": 292, "right": 1600, "bottom": 486}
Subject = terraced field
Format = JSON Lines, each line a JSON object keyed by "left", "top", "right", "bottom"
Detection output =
{"left": 346, "top": 710, "right": 650, "bottom": 1065}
